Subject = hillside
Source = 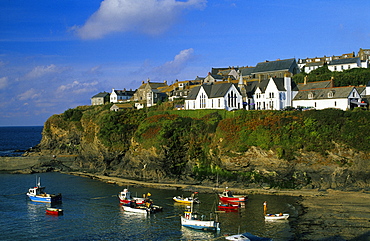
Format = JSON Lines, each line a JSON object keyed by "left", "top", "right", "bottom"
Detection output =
{"left": 26, "top": 105, "right": 370, "bottom": 191}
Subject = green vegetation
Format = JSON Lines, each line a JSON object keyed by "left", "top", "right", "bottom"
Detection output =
{"left": 46, "top": 105, "right": 370, "bottom": 188}
{"left": 293, "top": 65, "right": 370, "bottom": 87}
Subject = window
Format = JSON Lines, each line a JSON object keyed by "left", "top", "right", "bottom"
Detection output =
{"left": 328, "top": 91, "right": 334, "bottom": 98}
{"left": 334, "top": 101, "right": 336, "bottom": 106}
{"left": 308, "top": 92, "right": 314, "bottom": 99}
{"left": 200, "top": 93, "right": 206, "bottom": 108}
{"left": 348, "top": 65, "right": 351, "bottom": 69}
{"left": 334, "top": 66, "right": 337, "bottom": 71}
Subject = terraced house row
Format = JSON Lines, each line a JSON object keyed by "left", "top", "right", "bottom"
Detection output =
{"left": 91, "top": 49, "right": 370, "bottom": 111}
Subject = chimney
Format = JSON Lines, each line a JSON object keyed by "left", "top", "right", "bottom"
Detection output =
{"left": 284, "top": 73, "right": 292, "bottom": 107}
{"left": 304, "top": 75, "right": 307, "bottom": 85}
{"left": 330, "top": 76, "right": 334, "bottom": 87}
{"left": 164, "top": 80, "right": 167, "bottom": 85}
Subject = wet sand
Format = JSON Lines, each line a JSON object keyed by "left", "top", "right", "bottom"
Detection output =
{"left": 66, "top": 171, "right": 370, "bottom": 241}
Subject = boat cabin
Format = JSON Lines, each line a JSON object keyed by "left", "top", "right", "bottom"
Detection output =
{"left": 28, "top": 186, "right": 46, "bottom": 196}
{"left": 119, "top": 189, "right": 132, "bottom": 200}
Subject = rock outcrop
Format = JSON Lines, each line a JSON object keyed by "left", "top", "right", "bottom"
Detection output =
{"left": 22, "top": 107, "right": 370, "bottom": 191}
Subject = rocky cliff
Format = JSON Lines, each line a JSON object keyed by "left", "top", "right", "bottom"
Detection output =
{"left": 24, "top": 106, "right": 370, "bottom": 191}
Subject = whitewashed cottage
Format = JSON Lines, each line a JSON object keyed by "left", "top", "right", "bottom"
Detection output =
{"left": 253, "top": 75, "right": 298, "bottom": 110}
{"left": 185, "top": 83, "right": 243, "bottom": 111}
{"left": 292, "top": 86, "right": 363, "bottom": 110}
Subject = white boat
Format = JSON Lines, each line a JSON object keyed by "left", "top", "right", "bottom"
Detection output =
{"left": 122, "top": 200, "right": 163, "bottom": 214}
{"left": 122, "top": 205, "right": 149, "bottom": 214}
{"left": 264, "top": 213, "right": 289, "bottom": 220}
{"left": 181, "top": 204, "right": 220, "bottom": 231}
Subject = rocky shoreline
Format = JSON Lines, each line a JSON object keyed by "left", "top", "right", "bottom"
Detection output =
{"left": 1, "top": 156, "right": 370, "bottom": 240}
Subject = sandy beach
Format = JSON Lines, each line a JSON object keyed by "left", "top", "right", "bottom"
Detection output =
{"left": 66, "top": 171, "right": 370, "bottom": 241}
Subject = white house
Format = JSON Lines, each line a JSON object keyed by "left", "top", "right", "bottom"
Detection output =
{"left": 110, "top": 89, "right": 135, "bottom": 103}
{"left": 292, "top": 86, "right": 364, "bottom": 110}
{"left": 327, "top": 57, "right": 361, "bottom": 72}
{"left": 253, "top": 75, "right": 298, "bottom": 110}
{"left": 185, "top": 83, "right": 243, "bottom": 111}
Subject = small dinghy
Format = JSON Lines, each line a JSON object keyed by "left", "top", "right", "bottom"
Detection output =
{"left": 46, "top": 207, "right": 63, "bottom": 215}
{"left": 264, "top": 213, "right": 289, "bottom": 220}
{"left": 173, "top": 192, "right": 200, "bottom": 204}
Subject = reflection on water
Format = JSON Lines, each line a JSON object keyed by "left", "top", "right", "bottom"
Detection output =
{"left": 181, "top": 226, "right": 218, "bottom": 240}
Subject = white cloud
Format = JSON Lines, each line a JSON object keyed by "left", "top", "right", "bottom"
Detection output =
{"left": 57, "top": 80, "right": 99, "bottom": 94}
{"left": 0, "top": 76, "right": 8, "bottom": 89}
{"left": 75, "top": 0, "right": 207, "bottom": 39}
{"left": 17, "top": 88, "right": 41, "bottom": 101}
{"left": 23, "top": 64, "right": 69, "bottom": 80}
{"left": 152, "top": 48, "right": 195, "bottom": 75}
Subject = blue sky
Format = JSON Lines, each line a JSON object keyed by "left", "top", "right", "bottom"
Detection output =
{"left": 0, "top": 0, "right": 369, "bottom": 126}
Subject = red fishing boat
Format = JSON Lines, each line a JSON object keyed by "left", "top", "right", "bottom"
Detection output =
{"left": 217, "top": 202, "right": 240, "bottom": 211}
{"left": 218, "top": 188, "right": 247, "bottom": 202}
{"left": 46, "top": 207, "right": 63, "bottom": 215}
{"left": 118, "top": 189, "right": 146, "bottom": 205}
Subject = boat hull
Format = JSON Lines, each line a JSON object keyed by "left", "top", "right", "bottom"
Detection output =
{"left": 219, "top": 196, "right": 247, "bottom": 202}
{"left": 119, "top": 199, "right": 145, "bottom": 205}
{"left": 46, "top": 208, "right": 63, "bottom": 215}
{"left": 27, "top": 194, "right": 62, "bottom": 203}
{"left": 265, "top": 214, "right": 289, "bottom": 220}
{"left": 122, "top": 205, "right": 149, "bottom": 214}
{"left": 173, "top": 196, "right": 200, "bottom": 204}
{"left": 181, "top": 216, "right": 220, "bottom": 231}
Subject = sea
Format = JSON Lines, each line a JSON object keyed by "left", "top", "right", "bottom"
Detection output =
{"left": 0, "top": 126, "right": 300, "bottom": 240}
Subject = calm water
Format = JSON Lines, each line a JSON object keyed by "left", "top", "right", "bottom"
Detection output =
{"left": 0, "top": 126, "right": 43, "bottom": 157}
{"left": 0, "top": 172, "right": 299, "bottom": 240}
{"left": 0, "top": 126, "right": 300, "bottom": 240}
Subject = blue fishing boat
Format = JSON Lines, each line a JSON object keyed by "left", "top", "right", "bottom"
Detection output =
{"left": 26, "top": 177, "right": 62, "bottom": 203}
{"left": 180, "top": 203, "right": 220, "bottom": 232}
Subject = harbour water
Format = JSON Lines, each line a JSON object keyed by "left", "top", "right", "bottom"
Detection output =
{"left": 1, "top": 172, "right": 299, "bottom": 240}
{"left": 0, "top": 127, "right": 300, "bottom": 240}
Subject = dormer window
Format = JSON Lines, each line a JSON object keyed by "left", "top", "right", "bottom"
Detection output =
{"left": 328, "top": 91, "right": 334, "bottom": 98}
{"left": 308, "top": 91, "right": 314, "bottom": 99}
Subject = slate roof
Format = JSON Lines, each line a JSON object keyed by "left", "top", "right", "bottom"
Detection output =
{"left": 92, "top": 92, "right": 110, "bottom": 98}
{"left": 113, "top": 90, "right": 135, "bottom": 96}
{"left": 293, "top": 86, "right": 355, "bottom": 100}
{"left": 240, "top": 67, "right": 256, "bottom": 76}
{"left": 252, "top": 58, "right": 297, "bottom": 74}
{"left": 186, "top": 86, "right": 201, "bottom": 100}
{"left": 186, "top": 83, "right": 240, "bottom": 100}
{"left": 255, "top": 78, "right": 298, "bottom": 93}
{"left": 328, "top": 57, "right": 360, "bottom": 65}
{"left": 297, "top": 80, "right": 333, "bottom": 91}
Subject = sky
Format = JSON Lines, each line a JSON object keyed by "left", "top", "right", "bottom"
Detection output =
{"left": 0, "top": 0, "right": 369, "bottom": 126}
